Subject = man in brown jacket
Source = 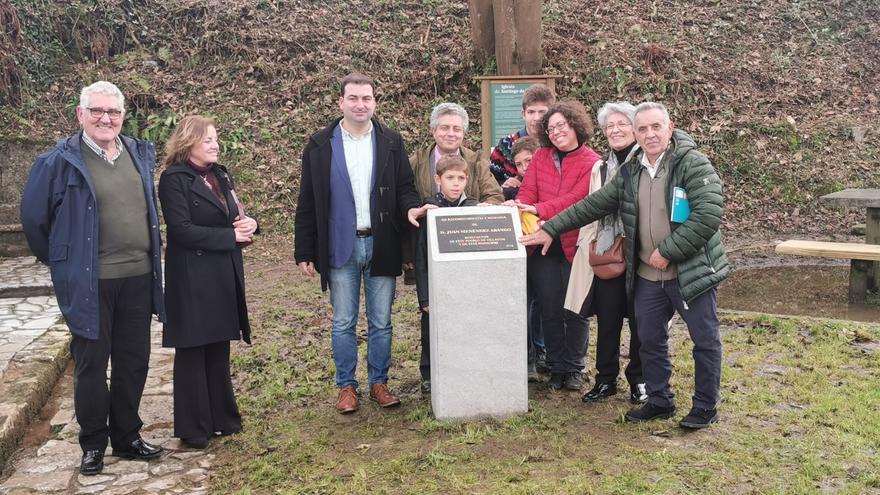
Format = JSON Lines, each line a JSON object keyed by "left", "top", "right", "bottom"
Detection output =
{"left": 403, "top": 102, "right": 504, "bottom": 293}
{"left": 408, "top": 102, "right": 504, "bottom": 204}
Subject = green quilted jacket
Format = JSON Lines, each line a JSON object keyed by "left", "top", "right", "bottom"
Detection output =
{"left": 542, "top": 129, "right": 730, "bottom": 303}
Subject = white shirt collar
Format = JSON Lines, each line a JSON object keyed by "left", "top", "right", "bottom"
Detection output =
{"left": 339, "top": 120, "right": 373, "bottom": 141}
{"left": 81, "top": 131, "right": 123, "bottom": 163}
{"left": 640, "top": 151, "right": 666, "bottom": 179}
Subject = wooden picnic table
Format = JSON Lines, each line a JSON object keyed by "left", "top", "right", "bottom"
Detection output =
{"left": 820, "top": 188, "right": 880, "bottom": 294}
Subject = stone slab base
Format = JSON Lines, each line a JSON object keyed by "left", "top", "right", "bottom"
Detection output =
{"left": 0, "top": 323, "right": 69, "bottom": 471}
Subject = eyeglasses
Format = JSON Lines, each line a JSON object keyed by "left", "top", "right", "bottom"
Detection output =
{"left": 86, "top": 107, "right": 123, "bottom": 120}
{"left": 545, "top": 121, "right": 570, "bottom": 135}
{"left": 604, "top": 122, "right": 632, "bottom": 131}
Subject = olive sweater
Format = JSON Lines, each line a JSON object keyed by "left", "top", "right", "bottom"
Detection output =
{"left": 82, "top": 142, "right": 151, "bottom": 279}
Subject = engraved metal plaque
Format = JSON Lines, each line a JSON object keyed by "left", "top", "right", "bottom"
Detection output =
{"left": 435, "top": 213, "right": 518, "bottom": 253}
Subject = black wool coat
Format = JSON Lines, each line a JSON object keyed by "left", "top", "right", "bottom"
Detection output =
{"left": 158, "top": 163, "right": 252, "bottom": 348}
{"left": 294, "top": 117, "right": 421, "bottom": 291}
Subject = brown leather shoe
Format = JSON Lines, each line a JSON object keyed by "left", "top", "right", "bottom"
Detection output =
{"left": 335, "top": 385, "right": 359, "bottom": 414}
{"left": 369, "top": 383, "right": 401, "bottom": 408}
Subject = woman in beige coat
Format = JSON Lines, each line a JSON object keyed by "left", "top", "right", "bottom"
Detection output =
{"left": 565, "top": 102, "right": 647, "bottom": 404}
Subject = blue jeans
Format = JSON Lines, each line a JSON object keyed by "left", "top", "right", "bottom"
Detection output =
{"left": 327, "top": 236, "right": 396, "bottom": 389}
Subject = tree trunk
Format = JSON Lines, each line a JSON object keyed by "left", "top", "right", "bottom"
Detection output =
{"left": 468, "top": 0, "right": 495, "bottom": 64}
{"left": 513, "top": 0, "right": 542, "bottom": 75}
{"left": 491, "top": 0, "right": 542, "bottom": 75}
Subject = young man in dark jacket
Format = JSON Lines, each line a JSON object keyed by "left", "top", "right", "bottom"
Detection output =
{"left": 415, "top": 155, "right": 479, "bottom": 393}
{"left": 520, "top": 102, "right": 730, "bottom": 429}
{"left": 294, "top": 73, "right": 426, "bottom": 414}
{"left": 20, "top": 81, "right": 165, "bottom": 475}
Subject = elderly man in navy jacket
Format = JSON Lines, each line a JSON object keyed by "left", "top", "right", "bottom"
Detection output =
{"left": 295, "top": 73, "right": 425, "bottom": 414}
{"left": 20, "top": 81, "right": 165, "bottom": 475}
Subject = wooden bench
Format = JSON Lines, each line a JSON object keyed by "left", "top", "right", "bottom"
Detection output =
{"left": 775, "top": 240, "right": 880, "bottom": 303}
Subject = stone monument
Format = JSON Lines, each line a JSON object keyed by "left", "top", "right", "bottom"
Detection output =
{"left": 427, "top": 205, "right": 527, "bottom": 420}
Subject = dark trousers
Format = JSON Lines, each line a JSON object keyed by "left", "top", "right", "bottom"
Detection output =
{"left": 70, "top": 273, "right": 152, "bottom": 452}
{"left": 173, "top": 341, "right": 242, "bottom": 440}
{"left": 419, "top": 310, "right": 430, "bottom": 381}
{"left": 591, "top": 274, "right": 643, "bottom": 386}
{"left": 633, "top": 276, "right": 721, "bottom": 410}
{"left": 526, "top": 281, "right": 544, "bottom": 367}
{"left": 527, "top": 252, "right": 589, "bottom": 373}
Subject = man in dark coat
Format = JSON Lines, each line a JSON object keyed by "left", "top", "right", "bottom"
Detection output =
{"left": 20, "top": 81, "right": 165, "bottom": 475}
{"left": 520, "top": 102, "right": 729, "bottom": 430}
{"left": 294, "top": 73, "right": 425, "bottom": 414}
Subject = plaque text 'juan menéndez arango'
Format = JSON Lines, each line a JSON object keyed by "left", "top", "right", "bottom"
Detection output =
{"left": 435, "top": 214, "right": 518, "bottom": 253}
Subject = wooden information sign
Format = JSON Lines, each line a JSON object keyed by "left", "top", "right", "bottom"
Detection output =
{"left": 475, "top": 75, "right": 561, "bottom": 154}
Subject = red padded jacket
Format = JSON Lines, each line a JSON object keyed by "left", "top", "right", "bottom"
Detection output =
{"left": 517, "top": 145, "right": 600, "bottom": 261}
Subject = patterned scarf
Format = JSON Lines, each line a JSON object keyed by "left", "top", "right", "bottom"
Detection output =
{"left": 188, "top": 162, "right": 228, "bottom": 212}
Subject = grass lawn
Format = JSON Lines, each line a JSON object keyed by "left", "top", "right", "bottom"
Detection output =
{"left": 210, "top": 254, "right": 880, "bottom": 494}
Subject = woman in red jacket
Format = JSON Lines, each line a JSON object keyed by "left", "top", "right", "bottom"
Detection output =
{"left": 511, "top": 99, "right": 600, "bottom": 391}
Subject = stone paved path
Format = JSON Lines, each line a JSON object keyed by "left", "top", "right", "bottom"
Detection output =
{"left": 0, "top": 296, "right": 61, "bottom": 381}
{"left": 0, "top": 257, "right": 66, "bottom": 473}
{"left": 0, "top": 256, "right": 58, "bottom": 380}
{"left": 0, "top": 320, "right": 216, "bottom": 494}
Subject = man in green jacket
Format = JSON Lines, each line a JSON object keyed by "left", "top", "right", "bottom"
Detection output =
{"left": 520, "top": 102, "right": 729, "bottom": 429}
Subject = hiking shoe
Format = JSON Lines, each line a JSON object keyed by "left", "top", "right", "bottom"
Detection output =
{"left": 583, "top": 382, "right": 617, "bottom": 402}
{"left": 624, "top": 402, "right": 676, "bottom": 422}
{"left": 629, "top": 383, "right": 648, "bottom": 404}
{"left": 527, "top": 364, "right": 541, "bottom": 383}
{"left": 536, "top": 351, "right": 549, "bottom": 373}
{"left": 679, "top": 407, "right": 718, "bottom": 429}
{"left": 547, "top": 372, "right": 565, "bottom": 391}
{"left": 420, "top": 379, "right": 431, "bottom": 394}
{"left": 563, "top": 372, "right": 584, "bottom": 391}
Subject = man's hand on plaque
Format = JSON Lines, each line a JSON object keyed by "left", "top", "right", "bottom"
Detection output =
{"left": 518, "top": 229, "right": 553, "bottom": 255}
{"left": 407, "top": 204, "right": 439, "bottom": 227}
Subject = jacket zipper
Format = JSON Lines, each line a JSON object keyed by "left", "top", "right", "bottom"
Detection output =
{"left": 705, "top": 248, "right": 716, "bottom": 273}
{"left": 647, "top": 166, "right": 663, "bottom": 285}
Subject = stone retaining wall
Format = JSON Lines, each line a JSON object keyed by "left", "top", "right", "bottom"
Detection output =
{"left": 0, "top": 139, "right": 51, "bottom": 224}
{"left": 1, "top": 139, "right": 50, "bottom": 256}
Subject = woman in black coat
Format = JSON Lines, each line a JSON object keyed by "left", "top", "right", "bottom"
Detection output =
{"left": 158, "top": 115, "right": 257, "bottom": 449}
